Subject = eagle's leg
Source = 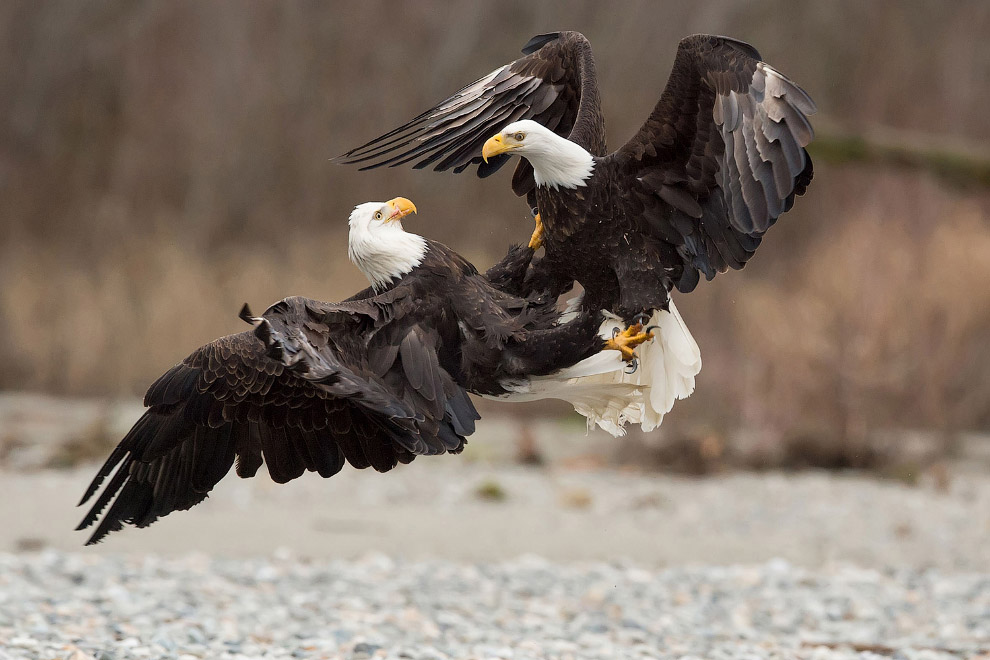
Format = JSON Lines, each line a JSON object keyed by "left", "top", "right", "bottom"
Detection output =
{"left": 498, "top": 306, "right": 603, "bottom": 378}
{"left": 614, "top": 266, "right": 670, "bottom": 327}
{"left": 603, "top": 323, "right": 654, "bottom": 362}
{"left": 527, "top": 211, "right": 544, "bottom": 250}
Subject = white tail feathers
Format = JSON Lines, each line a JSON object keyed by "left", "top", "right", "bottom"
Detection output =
{"left": 485, "top": 299, "right": 702, "bottom": 436}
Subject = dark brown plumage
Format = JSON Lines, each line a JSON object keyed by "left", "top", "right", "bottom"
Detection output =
{"left": 76, "top": 237, "right": 605, "bottom": 544}
{"left": 337, "top": 32, "right": 816, "bottom": 321}
{"left": 337, "top": 31, "right": 605, "bottom": 195}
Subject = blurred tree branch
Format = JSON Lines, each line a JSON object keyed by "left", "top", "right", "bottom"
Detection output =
{"left": 811, "top": 125, "right": 990, "bottom": 189}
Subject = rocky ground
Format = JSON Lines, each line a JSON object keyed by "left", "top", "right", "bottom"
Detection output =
{"left": 1, "top": 461, "right": 989, "bottom": 659}
{"left": 2, "top": 551, "right": 988, "bottom": 660}
{"left": 1, "top": 393, "right": 989, "bottom": 658}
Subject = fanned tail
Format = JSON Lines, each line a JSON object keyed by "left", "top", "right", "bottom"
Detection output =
{"left": 635, "top": 299, "right": 702, "bottom": 432}
{"left": 485, "top": 299, "right": 701, "bottom": 436}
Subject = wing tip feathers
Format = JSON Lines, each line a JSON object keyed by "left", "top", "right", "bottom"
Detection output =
{"left": 521, "top": 32, "right": 561, "bottom": 54}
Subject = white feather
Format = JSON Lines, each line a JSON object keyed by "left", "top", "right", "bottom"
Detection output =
{"left": 347, "top": 202, "right": 428, "bottom": 291}
{"left": 483, "top": 299, "right": 701, "bottom": 436}
{"left": 436, "top": 66, "right": 506, "bottom": 112}
{"left": 499, "top": 120, "right": 595, "bottom": 190}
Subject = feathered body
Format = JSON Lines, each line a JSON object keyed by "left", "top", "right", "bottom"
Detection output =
{"left": 335, "top": 30, "right": 817, "bottom": 433}
{"left": 338, "top": 32, "right": 816, "bottom": 321}
{"left": 75, "top": 200, "right": 614, "bottom": 544}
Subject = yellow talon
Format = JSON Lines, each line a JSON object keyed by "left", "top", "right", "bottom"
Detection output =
{"left": 604, "top": 323, "right": 654, "bottom": 362}
{"left": 528, "top": 213, "right": 544, "bottom": 250}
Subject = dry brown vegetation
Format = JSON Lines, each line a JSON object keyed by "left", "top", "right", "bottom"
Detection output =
{"left": 2, "top": 1, "right": 989, "bottom": 458}
{"left": 667, "top": 167, "right": 990, "bottom": 464}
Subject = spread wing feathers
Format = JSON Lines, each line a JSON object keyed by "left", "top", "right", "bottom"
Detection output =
{"left": 334, "top": 31, "right": 604, "bottom": 197}
{"left": 614, "top": 34, "right": 816, "bottom": 290}
{"left": 77, "top": 297, "right": 478, "bottom": 545}
{"left": 251, "top": 298, "right": 478, "bottom": 454}
{"left": 276, "top": 289, "right": 414, "bottom": 327}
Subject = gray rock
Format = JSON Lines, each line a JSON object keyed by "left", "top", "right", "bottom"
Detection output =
{"left": 352, "top": 641, "right": 382, "bottom": 657}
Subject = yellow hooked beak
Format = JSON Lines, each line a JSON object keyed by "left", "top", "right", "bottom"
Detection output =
{"left": 482, "top": 133, "right": 519, "bottom": 162}
{"left": 385, "top": 197, "right": 417, "bottom": 222}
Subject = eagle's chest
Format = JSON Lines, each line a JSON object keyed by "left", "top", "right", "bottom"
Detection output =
{"left": 537, "top": 177, "right": 613, "bottom": 254}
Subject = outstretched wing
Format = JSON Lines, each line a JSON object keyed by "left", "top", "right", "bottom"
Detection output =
{"left": 334, "top": 31, "right": 605, "bottom": 200}
{"left": 255, "top": 296, "right": 479, "bottom": 447}
{"left": 611, "top": 34, "right": 816, "bottom": 292}
{"left": 77, "top": 296, "right": 478, "bottom": 544}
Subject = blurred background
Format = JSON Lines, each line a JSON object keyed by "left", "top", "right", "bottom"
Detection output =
{"left": 2, "top": 0, "right": 990, "bottom": 475}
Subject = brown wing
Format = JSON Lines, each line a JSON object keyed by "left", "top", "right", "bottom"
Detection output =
{"left": 482, "top": 243, "right": 536, "bottom": 297}
{"left": 255, "top": 296, "right": 479, "bottom": 448}
{"left": 76, "top": 295, "right": 478, "bottom": 545}
{"left": 334, "top": 31, "right": 606, "bottom": 200}
{"left": 610, "top": 34, "right": 816, "bottom": 292}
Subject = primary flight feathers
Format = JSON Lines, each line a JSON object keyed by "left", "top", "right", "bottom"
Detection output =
{"left": 77, "top": 198, "right": 662, "bottom": 543}
{"left": 337, "top": 32, "right": 815, "bottom": 314}
{"left": 79, "top": 30, "right": 814, "bottom": 544}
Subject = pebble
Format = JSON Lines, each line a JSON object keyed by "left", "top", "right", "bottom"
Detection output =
{"left": 0, "top": 552, "right": 986, "bottom": 659}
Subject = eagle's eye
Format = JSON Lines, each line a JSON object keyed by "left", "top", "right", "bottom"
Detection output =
{"left": 374, "top": 211, "right": 383, "bottom": 220}
{"left": 513, "top": 132, "right": 525, "bottom": 141}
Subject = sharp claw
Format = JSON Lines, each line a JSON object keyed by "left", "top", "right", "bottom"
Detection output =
{"left": 632, "top": 312, "right": 650, "bottom": 326}
{"left": 625, "top": 357, "right": 639, "bottom": 374}
{"left": 606, "top": 323, "right": 653, "bottom": 364}
{"left": 645, "top": 325, "right": 659, "bottom": 334}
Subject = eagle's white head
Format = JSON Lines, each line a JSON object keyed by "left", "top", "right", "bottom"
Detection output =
{"left": 481, "top": 119, "right": 595, "bottom": 190}
{"left": 348, "top": 197, "right": 428, "bottom": 291}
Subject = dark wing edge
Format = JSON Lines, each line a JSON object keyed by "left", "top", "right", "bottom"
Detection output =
{"left": 74, "top": 331, "right": 355, "bottom": 545}
{"left": 254, "top": 296, "right": 479, "bottom": 450}
{"left": 76, "top": 297, "right": 479, "bottom": 545}
{"left": 614, "top": 34, "right": 816, "bottom": 291}
{"left": 333, "top": 31, "right": 604, "bottom": 198}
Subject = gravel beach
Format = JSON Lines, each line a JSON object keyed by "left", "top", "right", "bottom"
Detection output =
{"left": 2, "top": 395, "right": 989, "bottom": 658}
{"left": 0, "top": 461, "right": 989, "bottom": 659}
{"left": 2, "top": 551, "right": 988, "bottom": 660}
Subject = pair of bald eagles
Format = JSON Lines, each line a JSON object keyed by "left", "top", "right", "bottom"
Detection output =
{"left": 79, "top": 33, "right": 815, "bottom": 543}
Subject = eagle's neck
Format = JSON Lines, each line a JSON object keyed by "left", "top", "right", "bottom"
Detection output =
{"left": 348, "top": 224, "right": 428, "bottom": 292}
{"left": 528, "top": 136, "right": 595, "bottom": 190}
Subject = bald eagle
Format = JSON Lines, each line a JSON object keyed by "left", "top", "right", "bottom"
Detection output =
{"left": 76, "top": 198, "right": 653, "bottom": 544}
{"left": 336, "top": 32, "right": 815, "bottom": 322}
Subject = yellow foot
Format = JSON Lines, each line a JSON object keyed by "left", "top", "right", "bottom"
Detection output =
{"left": 528, "top": 213, "right": 544, "bottom": 250}
{"left": 603, "top": 323, "right": 654, "bottom": 362}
